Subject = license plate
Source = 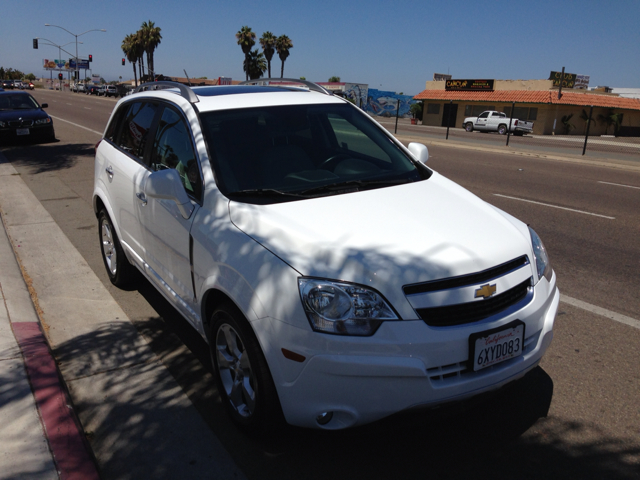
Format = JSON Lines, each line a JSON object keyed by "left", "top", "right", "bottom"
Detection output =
{"left": 469, "top": 321, "right": 525, "bottom": 372}
{"left": 16, "top": 128, "right": 30, "bottom": 136}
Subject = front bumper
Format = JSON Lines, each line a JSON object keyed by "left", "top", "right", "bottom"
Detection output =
{"left": 269, "top": 276, "right": 559, "bottom": 430}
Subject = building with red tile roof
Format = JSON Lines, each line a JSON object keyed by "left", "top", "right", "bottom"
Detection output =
{"left": 414, "top": 79, "right": 640, "bottom": 136}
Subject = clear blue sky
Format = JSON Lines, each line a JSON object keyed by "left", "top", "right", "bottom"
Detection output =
{"left": 2, "top": 0, "right": 639, "bottom": 94}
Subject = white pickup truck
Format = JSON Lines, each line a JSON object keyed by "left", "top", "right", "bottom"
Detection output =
{"left": 463, "top": 111, "right": 534, "bottom": 135}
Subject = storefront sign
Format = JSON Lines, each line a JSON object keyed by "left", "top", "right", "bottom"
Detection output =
{"left": 445, "top": 79, "right": 494, "bottom": 91}
{"left": 574, "top": 74, "right": 590, "bottom": 89}
{"left": 549, "top": 71, "right": 577, "bottom": 88}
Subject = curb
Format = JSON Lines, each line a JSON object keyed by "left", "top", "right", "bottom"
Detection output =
{"left": 13, "top": 322, "right": 101, "bottom": 480}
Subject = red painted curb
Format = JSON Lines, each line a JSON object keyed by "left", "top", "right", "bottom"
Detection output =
{"left": 12, "top": 322, "right": 101, "bottom": 480}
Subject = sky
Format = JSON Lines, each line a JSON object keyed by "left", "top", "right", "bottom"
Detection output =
{"left": 2, "top": 0, "right": 639, "bottom": 95}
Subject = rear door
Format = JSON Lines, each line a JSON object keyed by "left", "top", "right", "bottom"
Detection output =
{"left": 99, "top": 100, "right": 159, "bottom": 261}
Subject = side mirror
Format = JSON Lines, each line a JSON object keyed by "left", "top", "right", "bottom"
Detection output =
{"left": 41, "top": 103, "right": 48, "bottom": 109}
{"left": 144, "top": 169, "right": 194, "bottom": 219}
{"left": 407, "top": 142, "right": 429, "bottom": 164}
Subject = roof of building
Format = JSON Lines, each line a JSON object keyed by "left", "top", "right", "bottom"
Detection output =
{"left": 413, "top": 89, "right": 640, "bottom": 111}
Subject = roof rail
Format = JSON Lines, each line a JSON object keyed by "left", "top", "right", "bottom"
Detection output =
{"left": 239, "top": 78, "right": 333, "bottom": 96}
{"left": 134, "top": 81, "right": 199, "bottom": 103}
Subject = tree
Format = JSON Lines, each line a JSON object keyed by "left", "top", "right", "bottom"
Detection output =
{"left": 328, "top": 76, "right": 340, "bottom": 82}
{"left": 275, "top": 35, "right": 293, "bottom": 78}
{"left": 597, "top": 109, "right": 623, "bottom": 136}
{"left": 579, "top": 109, "right": 596, "bottom": 135}
{"left": 561, "top": 114, "right": 575, "bottom": 135}
{"left": 121, "top": 33, "right": 140, "bottom": 87}
{"left": 236, "top": 26, "right": 256, "bottom": 81}
{"left": 259, "top": 31, "right": 276, "bottom": 78}
{"left": 140, "top": 20, "right": 162, "bottom": 78}
{"left": 244, "top": 49, "right": 267, "bottom": 80}
{"left": 410, "top": 102, "right": 423, "bottom": 121}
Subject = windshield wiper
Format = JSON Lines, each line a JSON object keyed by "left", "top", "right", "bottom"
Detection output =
{"left": 297, "top": 178, "right": 410, "bottom": 195}
{"left": 227, "top": 188, "right": 311, "bottom": 199}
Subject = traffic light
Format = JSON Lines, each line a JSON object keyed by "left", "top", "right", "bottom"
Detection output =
{"left": 122, "top": 58, "right": 125, "bottom": 66}
{"left": 58, "top": 73, "right": 63, "bottom": 80}
{"left": 33, "top": 38, "right": 38, "bottom": 49}
{"left": 89, "top": 54, "right": 93, "bottom": 62}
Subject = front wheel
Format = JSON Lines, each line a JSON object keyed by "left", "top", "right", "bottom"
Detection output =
{"left": 209, "top": 303, "right": 283, "bottom": 431}
{"left": 465, "top": 123, "right": 473, "bottom": 132}
{"left": 98, "top": 209, "right": 138, "bottom": 288}
{"left": 498, "top": 124, "right": 508, "bottom": 135}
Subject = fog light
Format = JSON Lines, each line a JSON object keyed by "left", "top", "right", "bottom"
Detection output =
{"left": 316, "top": 412, "right": 333, "bottom": 426}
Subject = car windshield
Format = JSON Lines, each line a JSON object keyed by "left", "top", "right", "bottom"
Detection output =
{"left": 200, "top": 103, "right": 429, "bottom": 203}
{"left": 0, "top": 94, "right": 40, "bottom": 111}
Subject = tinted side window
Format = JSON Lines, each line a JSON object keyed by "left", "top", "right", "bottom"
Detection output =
{"left": 151, "top": 107, "right": 202, "bottom": 199}
{"left": 478, "top": 112, "right": 490, "bottom": 118}
{"left": 117, "top": 101, "right": 158, "bottom": 160}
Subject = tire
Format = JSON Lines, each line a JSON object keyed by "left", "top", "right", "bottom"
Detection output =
{"left": 209, "top": 303, "right": 283, "bottom": 431}
{"left": 498, "top": 124, "right": 507, "bottom": 135}
{"left": 98, "top": 209, "right": 138, "bottom": 288}
{"left": 465, "top": 123, "right": 473, "bottom": 132}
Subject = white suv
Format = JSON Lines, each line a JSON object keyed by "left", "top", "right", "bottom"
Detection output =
{"left": 93, "top": 80, "right": 559, "bottom": 431}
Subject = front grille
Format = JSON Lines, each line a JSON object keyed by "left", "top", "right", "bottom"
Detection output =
{"left": 416, "top": 279, "right": 531, "bottom": 326}
{"left": 403, "top": 256, "right": 529, "bottom": 295}
{"left": 9, "top": 119, "right": 34, "bottom": 127}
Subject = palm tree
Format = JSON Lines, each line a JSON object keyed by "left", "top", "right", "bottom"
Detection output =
{"left": 259, "top": 31, "right": 276, "bottom": 78}
{"left": 141, "top": 20, "right": 162, "bottom": 78}
{"left": 275, "top": 35, "right": 293, "bottom": 78}
{"left": 244, "top": 49, "right": 267, "bottom": 80}
{"left": 561, "top": 114, "right": 575, "bottom": 135}
{"left": 236, "top": 26, "right": 256, "bottom": 81}
{"left": 579, "top": 109, "right": 596, "bottom": 135}
{"left": 121, "top": 34, "right": 139, "bottom": 87}
{"left": 597, "top": 109, "right": 623, "bottom": 136}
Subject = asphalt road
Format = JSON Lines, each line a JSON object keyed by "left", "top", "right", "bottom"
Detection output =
{"left": 3, "top": 89, "right": 639, "bottom": 479}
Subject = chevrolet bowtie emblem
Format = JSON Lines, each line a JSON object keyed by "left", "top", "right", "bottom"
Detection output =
{"left": 475, "top": 284, "right": 497, "bottom": 299}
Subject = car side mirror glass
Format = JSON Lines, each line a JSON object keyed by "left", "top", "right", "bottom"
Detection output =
{"left": 407, "top": 142, "right": 429, "bottom": 164}
{"left": 144, "top": 169, "right": 194, "bottom": 219}
{"left": 41, "top": 103, "right": 48, "bottom": 109}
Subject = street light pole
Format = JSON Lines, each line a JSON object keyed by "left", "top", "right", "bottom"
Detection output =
{"left": 45, "top": 24, "right": 106, "bottom": 84}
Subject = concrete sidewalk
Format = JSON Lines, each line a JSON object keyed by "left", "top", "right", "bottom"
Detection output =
{"left": 0, "top": 160, "right": 245, "bottom": 479}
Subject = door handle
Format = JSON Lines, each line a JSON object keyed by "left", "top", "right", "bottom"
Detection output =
{"left": 105, "top": 166, "right": 114, "bottom": 179}
{"left": 136, "top": 192, "right": 147, "bottom": 206}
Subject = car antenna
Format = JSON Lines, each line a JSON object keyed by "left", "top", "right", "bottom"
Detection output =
{"left": 183, "top": 69, "right": 192, "bottom": 87}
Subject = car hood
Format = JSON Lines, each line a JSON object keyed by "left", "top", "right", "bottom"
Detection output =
{"left": 229, "top": 172, "right": 533, "bottom": 302}
{"left": 0, "top": 108, "right": 49, "bottom": 121}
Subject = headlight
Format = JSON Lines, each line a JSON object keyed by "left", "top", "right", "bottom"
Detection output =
{"left": 298, "top": 278, "right": 399, "bottom": 336}
{"left": 35, "top": 118, "right": 51, "bottom": 125}
{"left": 0, "top": 121, "right": 5, "bottom": 127}
{"left": 529, "top": 227, "right": 552, "bottom": 282}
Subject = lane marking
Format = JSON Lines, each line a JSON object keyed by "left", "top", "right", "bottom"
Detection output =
{"left": 598, "top": 181, "right": 640, "bottom": 190}
{"left": 84, "top": 107, "right": 92, "bottom": 110}
{"left": 49, "top": 115, "right": 102, "bottom": 136}
{"left": 493, "top": 194, "right": 615, "bottom": 220}
{"left": 561, "top": 294, "right": 640, "bottom": 331}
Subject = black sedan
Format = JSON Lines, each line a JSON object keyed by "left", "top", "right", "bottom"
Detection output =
{"left": 0, "top": 91, "right": 55, "bottom": 144}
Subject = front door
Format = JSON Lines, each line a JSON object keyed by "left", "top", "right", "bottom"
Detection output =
{"left": 138, "top": 105, "right": 203, "bottom": 324}
{"left": 441, "top": 103, "right": 458, "bottom": 127}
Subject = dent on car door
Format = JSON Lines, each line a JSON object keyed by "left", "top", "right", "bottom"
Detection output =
{"left": 139, "top": 105, "right": 202, "bottom": 318}
{"left": 105, "top": 101, "right": 158, "bottom": 260}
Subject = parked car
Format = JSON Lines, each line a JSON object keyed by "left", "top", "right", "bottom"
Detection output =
{"left": 464, "top": 110, "right": 534, "bottom": 135}
{"left": 93, "top": 80, "right": 558, "bottom": 431}
{"left": 86, "top": 84, "right": 100, "bottom": 95}
{"left": 14, "top": 81, "right": 23, "bottom": 89}
{"left": 103, "top": 85, "right": 118, "bottom": 97}
{"left": 0, "top": 90, "right": 55, "bottom": 143}
{"left": 76, "top": 83, "right": 86, "bottom": 93}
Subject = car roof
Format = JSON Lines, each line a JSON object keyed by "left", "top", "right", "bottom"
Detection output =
{"left": 128, "top": 80, "right": 346, "bottom": 112}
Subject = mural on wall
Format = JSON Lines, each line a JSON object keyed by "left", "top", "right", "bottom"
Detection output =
{"left": 343, "top": 83, "right": 368, "bottom": 109}
{"left": 365, "top": 89, "right": 417, "bottom": 117}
